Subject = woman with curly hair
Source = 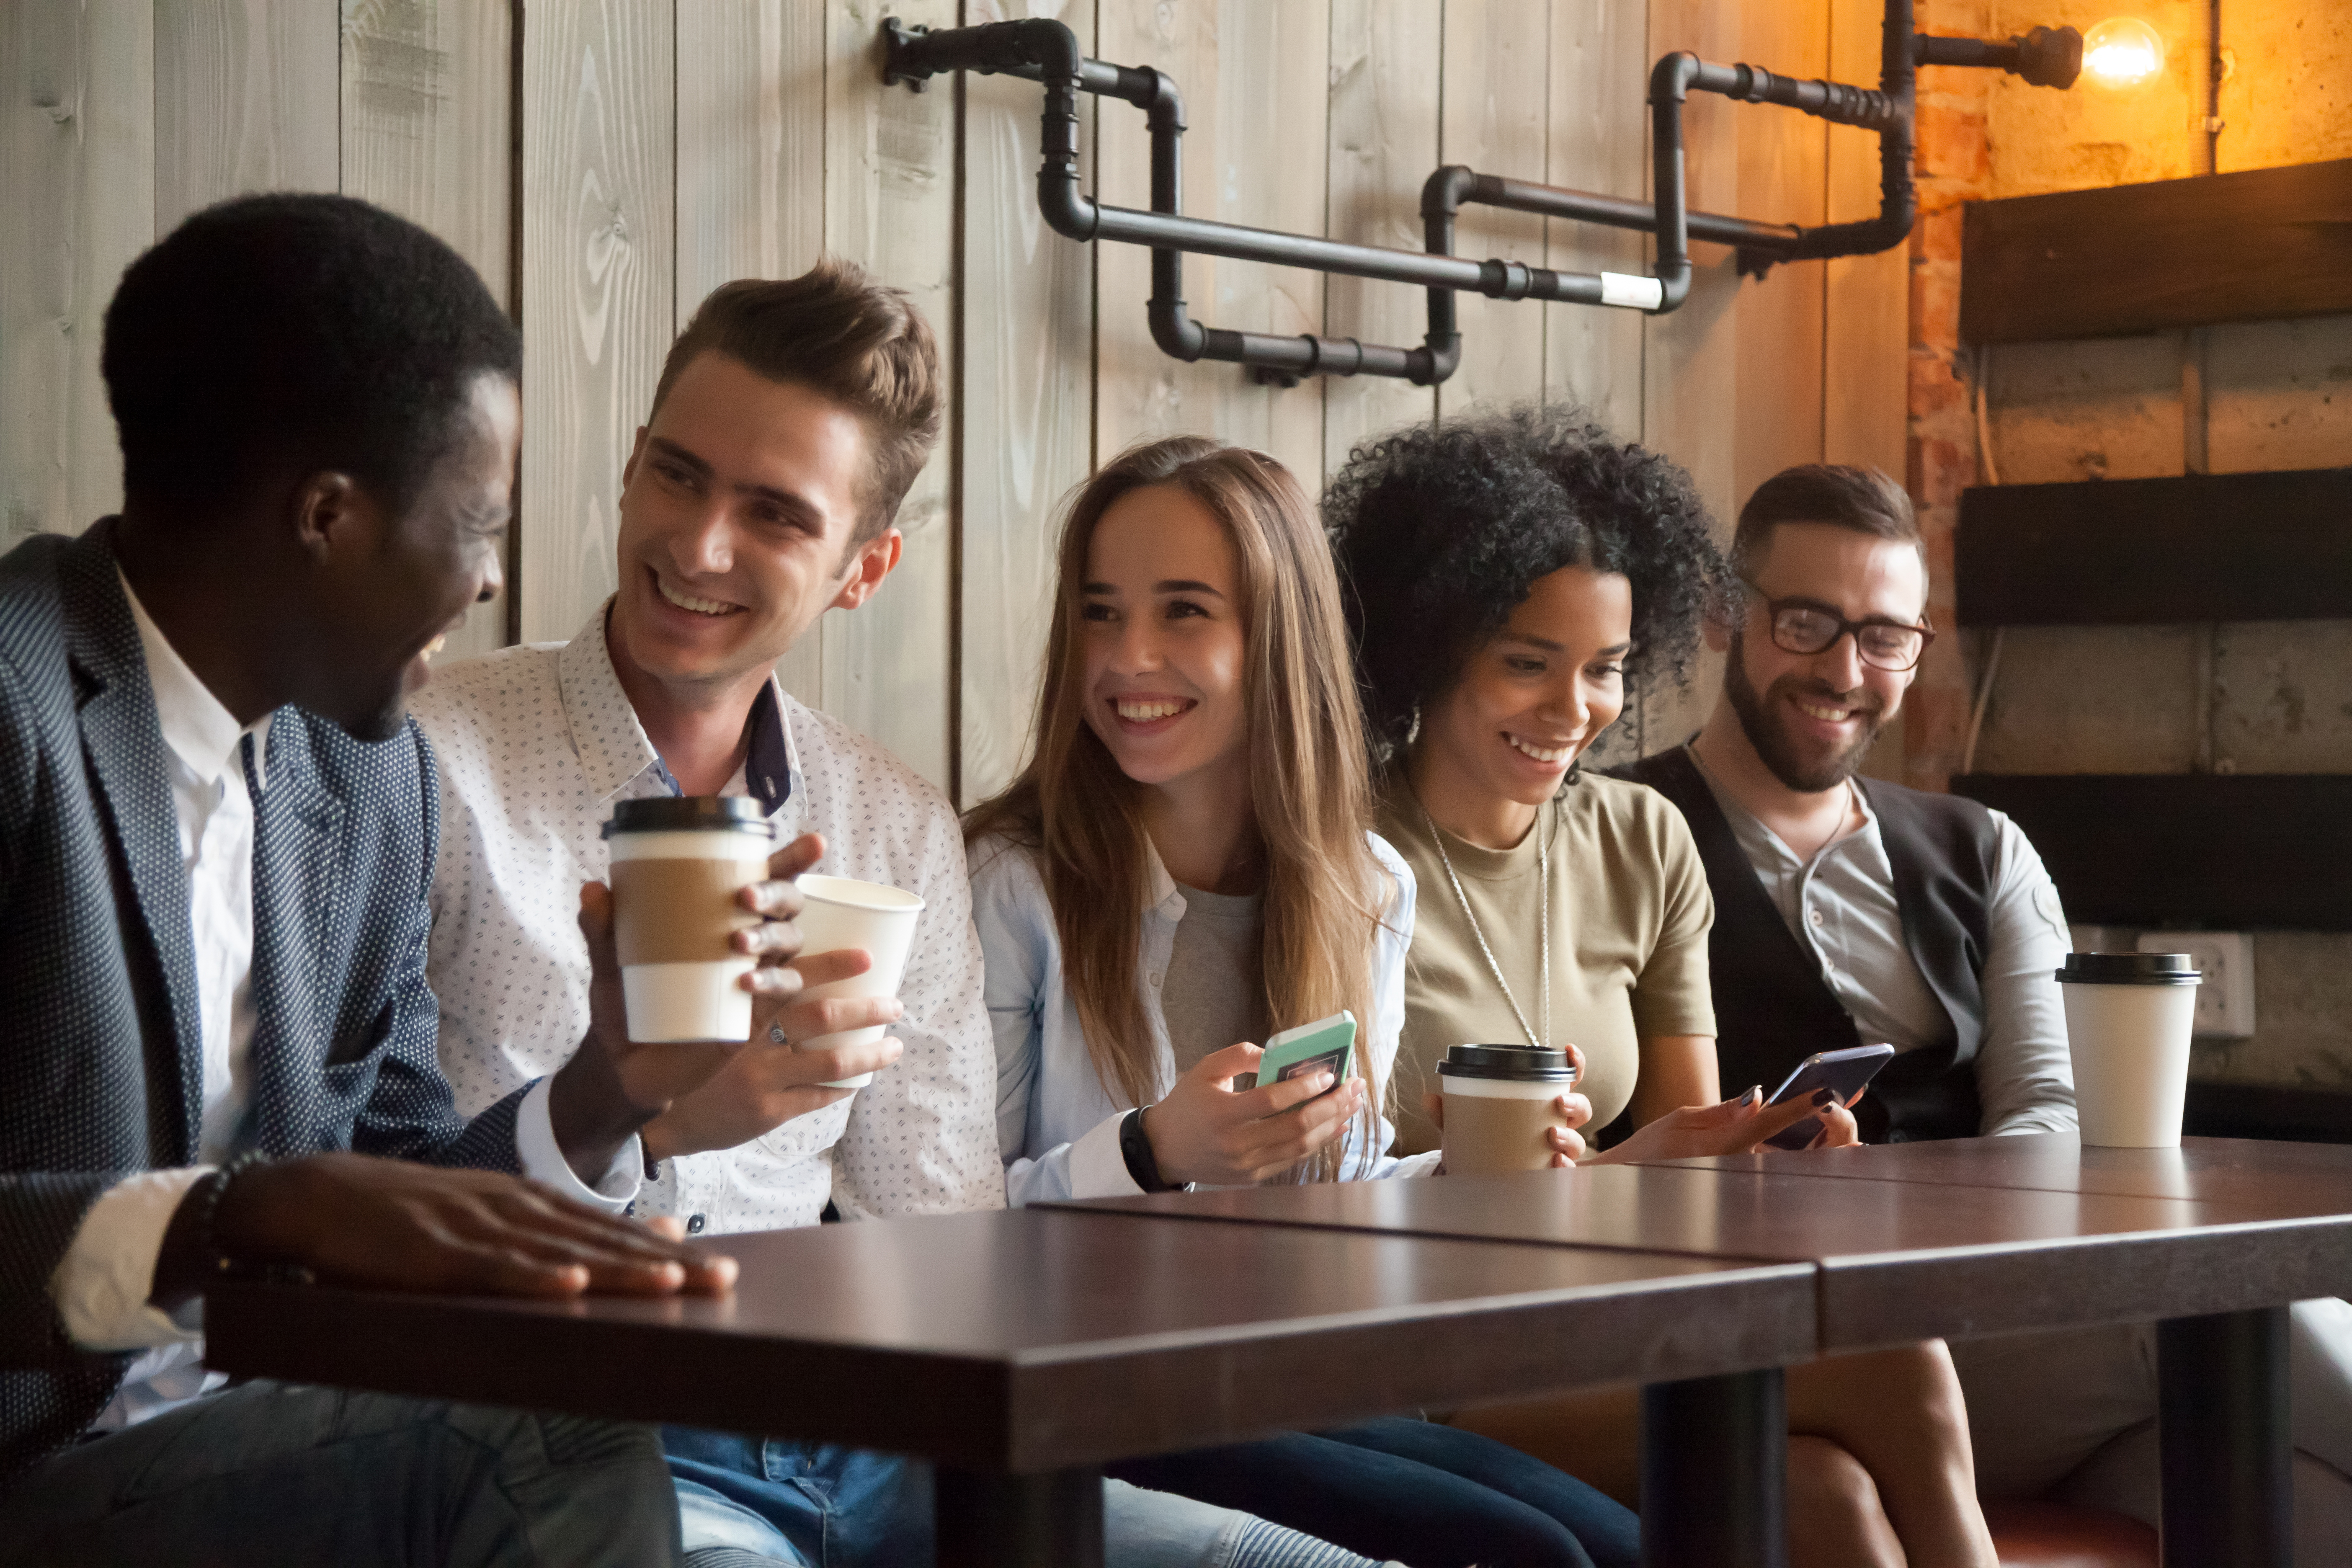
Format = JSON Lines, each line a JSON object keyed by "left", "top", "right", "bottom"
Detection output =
{"left": 967, "top": 433, "right": 1645, "bottom": 1568}
{"left": 1324, "top": 407, "right": 1999, "bottom": 1568}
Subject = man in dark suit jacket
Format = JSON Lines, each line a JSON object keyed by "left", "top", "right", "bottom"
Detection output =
{"left": 0, "top": 196, "right": 759, "bottom": 1566}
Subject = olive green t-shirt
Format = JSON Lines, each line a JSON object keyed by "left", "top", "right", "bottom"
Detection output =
{"left": 1377, "top": 771, "right": 1718, "bottom": 1155}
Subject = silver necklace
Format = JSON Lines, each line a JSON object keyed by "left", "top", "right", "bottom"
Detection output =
{"left": 1419, "top": 801, "right": 1550, "bottom": 1051}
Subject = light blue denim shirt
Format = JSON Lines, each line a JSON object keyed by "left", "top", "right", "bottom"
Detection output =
{"left": 970, "top": 832, "right": 1436, "bottom": 1205}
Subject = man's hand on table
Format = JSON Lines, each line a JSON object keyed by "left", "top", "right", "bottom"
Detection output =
{"left": 1589, "top": 1085, "right": 1862, "bottom": 1165}
{"left": 642, "top": 947, "right": 905, "bottom": 1161}
{"left": 551, "top": 831, "right": 828, "bottom": 1179}
{"left": 152, "top": 1152, "right": 736, "bottom": 1312}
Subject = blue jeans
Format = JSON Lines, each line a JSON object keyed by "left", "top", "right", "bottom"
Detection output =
{"left": 663, "top": 1429, "right": 1387, "bottom": 1568}
{"left": 1109, "top": 1416, "right": 1641, "bottom": 1568}
{"left": 0, "top": 1380, "right": 681, "bottom": 1568}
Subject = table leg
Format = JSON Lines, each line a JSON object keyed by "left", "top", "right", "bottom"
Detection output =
{"left": 2158, "top": 1305, "right": 2290, "bottom": 1568}
{"left": 1639, "top": 1367, "right": 1787, "bottom": 1568}
{"left": 934, "top": 1465, "right": 1103, "bottom": 1568}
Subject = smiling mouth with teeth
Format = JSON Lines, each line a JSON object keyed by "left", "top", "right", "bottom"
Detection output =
{"left": 1113, "top": 697, "right": 1193, "bottom": 723}
{"left": 1506, "top": 732, "right": 1576, "bottom": 765}
{"left": 655, "top": 572, "right": 741, "bottom": 617}
{"left": 421, "top": 634, "right": 448, "bottom": 660}
{"left": 1791, "top": 697, "right": 1864, "bottom": 724}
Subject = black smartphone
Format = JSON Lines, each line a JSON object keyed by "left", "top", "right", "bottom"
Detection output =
{"left": 1761, "top": 1044, "right": 1896, "bottom": 1150}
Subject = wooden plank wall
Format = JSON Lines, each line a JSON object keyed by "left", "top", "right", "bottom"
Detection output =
{"left": 1, "top": 0, "right": 1910, "bottom": 804}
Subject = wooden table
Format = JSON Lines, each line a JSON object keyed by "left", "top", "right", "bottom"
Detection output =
{"left": 1062, "top": 1134, "right": 2352, "bottom": 1567}
{"left": 207, "top": 1205, "right": 1813, "bottom": 1567}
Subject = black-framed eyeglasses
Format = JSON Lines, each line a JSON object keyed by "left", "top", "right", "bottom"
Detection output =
{"left": 1737, "top": 578, "right": 1936, "bottom": 672}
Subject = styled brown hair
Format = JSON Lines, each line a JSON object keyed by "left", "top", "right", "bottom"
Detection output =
{"left": 1730, "top": 463, "right": 1923, "bottom": 583}
{"left": 965, "top": 437, "right": 1392, "bottom": 1178}
{"left": 652, "top": 258, "right": 942, "bottom": 542}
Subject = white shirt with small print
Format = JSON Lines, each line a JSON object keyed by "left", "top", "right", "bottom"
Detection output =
{"left": 411, "top": 604, "right": 1004, "bottom": 1233}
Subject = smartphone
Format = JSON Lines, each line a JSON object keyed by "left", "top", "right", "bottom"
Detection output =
{"left": 1761, "top": 1044, "right": 1895, "bottom": 1150}
{"left": 1243, "top": 1011, "right": 1357, "bottom": 1097}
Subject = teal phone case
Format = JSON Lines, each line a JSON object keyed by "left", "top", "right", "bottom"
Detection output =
{"left": 1246, "top": 1010, "right": 1357, "bottom": 1093}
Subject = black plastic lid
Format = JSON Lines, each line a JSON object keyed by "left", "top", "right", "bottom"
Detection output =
{"left": 1436, "top": 1044, "right": 1579, "bottom": 1082}
{"left": 601, "top": 796, "right": 773, "bottom": 838}
{"left": 2055, "top": 951, "right": 2202, "bottom": 986}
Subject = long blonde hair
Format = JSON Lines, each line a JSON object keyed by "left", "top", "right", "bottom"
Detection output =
{"left": 965, "top": 436, "right": 1389, "bottom": 1177}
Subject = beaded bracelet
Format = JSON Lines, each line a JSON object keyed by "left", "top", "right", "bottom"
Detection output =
{"left": 189, "top": 1148, "right": 273, "bottom": 1276}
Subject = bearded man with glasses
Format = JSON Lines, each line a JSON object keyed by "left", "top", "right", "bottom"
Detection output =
{"left": 1615, "top": 462, "right": 2352, "bottom": 1561}
{"left": 1610, "top": 463, "right": 2075, "bottom": 1145}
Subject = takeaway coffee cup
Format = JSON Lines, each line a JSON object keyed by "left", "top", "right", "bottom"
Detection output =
{"left": 603, "top": 797, "right": 774, "bottom": 1043}
{"left": 2055, "top": 952, "right": 2202, "bottom": 1148}
{"left": 1437, "top": 1044, "right": 1579, "bottom": 1176}
{"left": 788, "top": 874, "right": 926, "bottom": 1090}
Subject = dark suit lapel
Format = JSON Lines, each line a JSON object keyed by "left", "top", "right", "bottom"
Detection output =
{"left": 246, "top": 717, "right": 346, "bottom": 1154}
{"left": 59, "top": 524, "right": 206, "bottom": 1158}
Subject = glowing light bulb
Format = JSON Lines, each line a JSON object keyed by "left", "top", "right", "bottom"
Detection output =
{"left": 2082, "top": 17, "right": 2164, "bottom": 88}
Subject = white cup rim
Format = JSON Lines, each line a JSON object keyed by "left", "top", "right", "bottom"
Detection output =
{"left": 798, "top": 873, "right": 925, "bottom": 915}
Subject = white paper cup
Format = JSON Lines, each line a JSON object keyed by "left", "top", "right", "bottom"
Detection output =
{"left": 789, "top": 874, "right": 924, "bottom": 1089}
{"left": 605, "top": 799, "right": 774, "bottom": 1044}
{"left": 2056, "top": 952, "right": 2202, "bottom": 1148}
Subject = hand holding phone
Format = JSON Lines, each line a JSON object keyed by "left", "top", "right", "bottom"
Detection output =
{"left": 1243, "top": 1011, "right": 1357, "bottom": 1096}
{"left": 1138, "top": 1014, "right": 1362, "bottom": 1186}
{"left": 1761, "top": 1044, "right": 1894, "bottom": 1150}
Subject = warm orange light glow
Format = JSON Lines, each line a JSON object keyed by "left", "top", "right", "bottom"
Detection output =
{"left": 2083, "top": 18, "right": 2165, "bottom": 88}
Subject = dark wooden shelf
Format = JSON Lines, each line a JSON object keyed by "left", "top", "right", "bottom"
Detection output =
{"left": 1955, "top": 468, "right": 2352, "bottom": 627}
{"left": 1961, "top": 158, "right": 2352, "bottom": 344}
{"left": 1949, "top": 773, "right": 2352, "bottom": 930}
{"left": 2184, "top": 1083, "right": 2352, "bottom": 1145}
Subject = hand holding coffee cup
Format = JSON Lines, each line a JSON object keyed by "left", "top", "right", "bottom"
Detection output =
{"left": 783, "top": 875, "right": 926, "bottom": 1089}
{"left": 642, "top": 955, "right": 906, "bottom": 1162}
{"left": 1431, "top": 1044, "right": 1590, "bottom": 1176}
{"left": 581, "top": 801, "right": 813, "bottom": 1116}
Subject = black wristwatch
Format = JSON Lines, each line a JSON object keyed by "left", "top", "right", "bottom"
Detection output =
{"left": 1119, "top": 1106, "right": 1184, "bottom": 1194}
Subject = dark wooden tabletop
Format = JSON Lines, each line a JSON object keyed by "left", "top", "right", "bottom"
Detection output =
{"left": 1057, "top": 1152, "right": 2352, "bottom": 1351}
{"left": 206, "top": 1206, "right": 1812, "bottom": 1472}
{"left": 1651, "top": 1130, "right": 2352, "bottom": 1213}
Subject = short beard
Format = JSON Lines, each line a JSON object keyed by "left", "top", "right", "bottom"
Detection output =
{"left": 1723, "top": 627, "right": 1885, "bottom": 794}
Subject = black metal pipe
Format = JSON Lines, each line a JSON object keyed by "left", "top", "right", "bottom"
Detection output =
{"left": 882, "top": 0, "right": 2080, "bottom": 380}
{"left": 1468, "top": 172, "right": 1805, "bottom": 257}
{"left": 887, "top": 14, "right": 1650, "bottom": 382}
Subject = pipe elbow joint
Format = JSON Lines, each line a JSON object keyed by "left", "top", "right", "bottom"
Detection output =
{"left": 1412, "top": 333, "right": 1462, "bottom": 387}
{"left": 1148, "top": 295, "right": 1207, "bottom": 362}
{"left": 1036, "top": 177, "right": 1099, "bottom": 242}
{"left": 1421, "top": 165, "right": 1478, "bottom": 223}
{"left": 998, "top": 16, "right": 1083, "bottom": 77}
{"left": 1138, "top": 68, "right": 1186, "bottom": 132}
{"left": 1650, "top": 51, "right": 1703, "bottom": 104}
{"left": 1651, "top": 265, "right": 1694, "bottom": 315}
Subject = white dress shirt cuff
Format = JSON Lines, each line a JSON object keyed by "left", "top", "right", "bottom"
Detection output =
{"left": 516, "top": 1077, "right": 643, "bottom": 1213}
{"left": 1066, "top": 1112, "right": 1147, "bottom": 1200}
{"left": 49, "top": 1167, "right": 213, "bottom": 1352}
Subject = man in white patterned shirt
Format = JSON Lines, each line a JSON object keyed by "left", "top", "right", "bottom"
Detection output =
{"left": 410, "top": 266, "right": 1331, "bottom": 1568}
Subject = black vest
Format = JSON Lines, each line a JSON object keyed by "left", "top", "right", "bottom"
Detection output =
{"left": 1616, "top": 748, "right": 2001, "bottom": 1143}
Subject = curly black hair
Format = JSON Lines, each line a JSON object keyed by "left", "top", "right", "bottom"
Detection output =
{"left": 1322, "top": 403, "right": 1721, "bottom": 770}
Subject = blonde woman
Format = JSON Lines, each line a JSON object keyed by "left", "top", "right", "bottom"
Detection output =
{"left": 967, "top": 436, "right": 1642, "bottom": 1567}
{"left": 1323, "top": 406, "right": 1997, "bottom": 1568}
